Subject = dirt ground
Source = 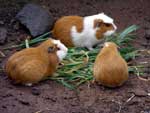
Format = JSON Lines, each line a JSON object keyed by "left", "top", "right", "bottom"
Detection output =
{"left": 0, "top": 0, "right": 150, "bottom": 113}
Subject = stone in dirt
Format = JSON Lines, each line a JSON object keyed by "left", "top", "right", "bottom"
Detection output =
{"left": 16, "top": 3, "right": 54, "bottom": 37}
{"left": 133, "top": 89, "right": 148, "bottom": 97}
{"left": 145, "top": 29, "right": 150, "bottom": 40}
{"left": 31, "top": 87, "right": 41, "bottom": 96}
{"left": 18, "top": 98, "right": 30, "bottom": 106}
{"left": 0, "top": 21, "right": 4, "bottom": 25}
{"left": 0, "top": 27, "right": 7, "bottom": 44}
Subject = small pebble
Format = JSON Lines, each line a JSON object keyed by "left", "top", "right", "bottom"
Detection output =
{"left": 31, "top": 87, "right": 41, "bottom": 96}
{"left": 18, "top": 99, "right": 30, "bottom": 106}
{"left": 0, "top": 20, "right": 4, "bottom": 25}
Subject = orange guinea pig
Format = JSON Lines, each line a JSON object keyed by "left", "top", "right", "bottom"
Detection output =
{"left": 93, "top": 42, "right": 128, "bottom": 87}
{"left": 52, "top": 13, "right": 117, "bottom": 50}
{"left": 5, "top": 39, "right": 68, "bottom": 86}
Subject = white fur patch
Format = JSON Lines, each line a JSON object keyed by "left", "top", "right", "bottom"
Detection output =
{"left": 98, "top": 13, "right": 113, "bottom": 24}
{"left": 71, "top": 13, "right": 117, "bottom": 49}
{"left": 104, "top": 30, "right": 115, "bottom": 36}
{"left": 52, "top": 39, "right": 68, "bottom": 61}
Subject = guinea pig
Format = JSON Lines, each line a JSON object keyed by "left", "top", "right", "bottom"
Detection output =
{"left": 93, "top": 42, "right": 128, "bottom": 87}
{"left": 5, "top": 38, "right": 68, "bottom": 86}
{"left": 52, "top": 13, "right": 117, "bottom": 50}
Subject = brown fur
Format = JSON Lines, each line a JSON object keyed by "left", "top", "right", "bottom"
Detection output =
{"left": 5, "top": 39, "right": 59, "bottom": 84}
{"left": 94, "top": 19, "right": 115, "bottom": 40}
{"left": 52, "top": 16, "right": 83, "bottom": 47}
{"left": 93, "top": 42, "right": 128, "bottom": 87}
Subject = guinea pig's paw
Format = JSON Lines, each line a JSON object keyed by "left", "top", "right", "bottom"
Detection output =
{"left": 25, "top": 83, "right": 33, "bottom": 86}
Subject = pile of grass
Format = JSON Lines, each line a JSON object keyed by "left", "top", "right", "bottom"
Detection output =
{"left": 48, "top": 25, "right": 141, "bottom": 89}
{"left": 7, "top": 25, "right": 143, "bottom": 89}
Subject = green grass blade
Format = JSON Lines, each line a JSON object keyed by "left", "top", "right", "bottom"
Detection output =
{"left": 118, "top": 25, "right": 139, "bottom": 39}
{"left": 57, "top": 79, "right": 75, "bottom": 90}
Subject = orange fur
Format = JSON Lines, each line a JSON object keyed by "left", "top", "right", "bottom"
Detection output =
{"left": 52, "top": 16, "right": 83, "bottom": 47}
{"left": 5, "top": 39, "right": 59, "bottom": 84}
{"left": 93, "top": 42, "right": 128, "bottom": 87}
{"left": 94, "top": 19, "right": 115, "bottom": 40}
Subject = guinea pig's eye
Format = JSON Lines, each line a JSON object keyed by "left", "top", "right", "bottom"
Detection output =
{"left": 57, "top": 47, "right": 60, "bottom": 50}
{"left": 105, "top": 23, "right": 111, "bottom": 27}
{"left": 48, "top": 46, "right": 55, "bottom": 53}
{"left": 54, "top": 44, "right": 60, "bottom": 50}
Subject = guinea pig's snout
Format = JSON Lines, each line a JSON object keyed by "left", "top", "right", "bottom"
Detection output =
{"left": 53, "top": 40, "right": 68, "bottom": 61}
{"left": 103, "top": 23, "right": 117, "bottom": 37}
{"left": 57, "top": 43, "right": 68, "bottom": 53}
{"left": 56, "top": 46, "right": 68, "bottom": 61}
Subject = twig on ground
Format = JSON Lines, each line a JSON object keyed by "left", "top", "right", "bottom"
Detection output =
{"left": 125, "top": 94, "right": 135, "bottom": 103}
{"left": 35, "top": 108, "right": 50, "bottom": 113}
{"left": 112, "top": 93, "right": 136, "bottom": 113}
{"left": 134, "top": 66, "right": 149, "bottom": 81}
{"left": 139, "top": 61, "right": 149, "bottom": 65}
{"left": 112, "top": 99, "right": 122, "bottom": 113}
{"left": 0, "top": 51, "right": 5, "bottom": 57}
{"left": 138, "top": 49, "right": 150, "bottom": 54}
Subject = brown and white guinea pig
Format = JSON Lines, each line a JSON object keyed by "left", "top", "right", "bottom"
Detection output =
{"left": 52, "top": 13, "right": 117, "bottom": 50}
{"left": 5, "top": 39, "right": 68, "bottom": 86}
{"left": 93, "top": 42, "right": 128, "bottom": 87}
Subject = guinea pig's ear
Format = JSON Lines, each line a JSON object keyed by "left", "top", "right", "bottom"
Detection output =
{"left": 94, "top": 19, "right": 103, "bottom": 28}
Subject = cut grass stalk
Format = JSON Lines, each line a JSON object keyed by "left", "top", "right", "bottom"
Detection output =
{"left": 25, "top": 39, "right": 30, "bottom": 48}
{"left": 3, "top": 32, "right": 50, "bottom": 50}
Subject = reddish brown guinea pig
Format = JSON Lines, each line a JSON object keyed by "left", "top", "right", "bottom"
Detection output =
{"left": 93, "top": 42, "right": 128, "bottom": 87}
{"left": 52, "top": 13, "right": 117, "bottom": 50}
{"left": 5, "top": 39, "right": 68, "bottom": 86}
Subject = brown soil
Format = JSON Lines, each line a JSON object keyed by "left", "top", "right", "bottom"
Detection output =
{"left": 0, "top": 0, "right": 150, "bottom": 113}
